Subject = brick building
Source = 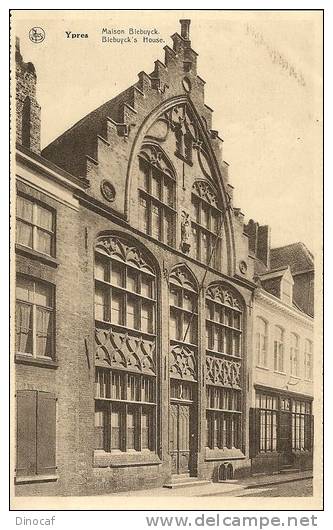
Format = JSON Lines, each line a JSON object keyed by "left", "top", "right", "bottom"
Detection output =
{"left": 13, "top": 21, "right": 314, "bottom": 496}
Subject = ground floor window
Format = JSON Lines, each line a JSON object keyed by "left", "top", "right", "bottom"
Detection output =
{"left": 206, "top": 386, "right": 241, "bottom": 450}
{"left": 252, "top": 390, "right": 313, "bottom": 456}
{"left": 94, "top": 368, "right": 156, "bottom": 452}
{"left": 292, "top": 400, "right": 312, "bottom": 451}
{"left": 256, "top": 392, "right": 278, "bottom": 452}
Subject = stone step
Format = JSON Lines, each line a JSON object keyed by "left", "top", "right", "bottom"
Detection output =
{"left": 163, "top": 477, "right": 211, "bottom": 489}
{"left": 279, "top": 467, "right": 301, "bottom": 474}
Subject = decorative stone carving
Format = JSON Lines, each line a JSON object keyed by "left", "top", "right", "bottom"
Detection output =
{"left": 206, "top": 284, "right": 242, "bottom": 311}
{"left": 95, "top": 327, "right": 155, "bottom": 375}
{"left": 139, "top": 144, "right": 175, "bottom": 178}
{"left": 170, "top": 344, "right": 197, "bottom": 381}
{"left": 169, "top": 264, "right": 197, "bottom": 292}
{"left": 95, "top": 237, "right": 154, "bottom": 275}
{"left": 192, "top": 180, "right": 219, "bottom": 208}
{"left": 100, "top": 179, "right": 116, "bottom": 202}
{"left": 206, "top": 355, "right": 241, "bottom": 389}
{"left": 180, "top": 211, "right": 191, "bottom": 254}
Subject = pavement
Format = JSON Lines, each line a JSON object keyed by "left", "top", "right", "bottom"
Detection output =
{"left": 110, "top": 470, "right": 313, "bottom": 497}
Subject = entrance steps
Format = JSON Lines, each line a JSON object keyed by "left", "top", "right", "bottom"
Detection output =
{"left": 164, "top": 474, "right": 211, "bottom": 489}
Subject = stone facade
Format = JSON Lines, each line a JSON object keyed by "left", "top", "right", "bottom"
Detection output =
{"left": 13, "top": 20, "right": 314, "bottom": 496}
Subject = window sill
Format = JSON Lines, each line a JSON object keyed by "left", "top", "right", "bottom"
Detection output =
{"left": 290, "top": 375, "right": 302, "bottom": 380}
{"left": 256, "top": 365, "right": 270, "bottom": 371}
{"left": 15, "top": 475, "right": 58, "bottom": 484}
{"left": 93, "top": 450, "right": 162, "bottom": 468}
{"left": 15, "top": 354, "right": 58, "bottom": 369}
{"left": 273, "top": 371, "right": 287, "bottom": 376}
{"left": 205, "top": 447, "right": 245, "bottom": 461}
{"left": 15, "top": 244, "right": 59, "bottom": 268}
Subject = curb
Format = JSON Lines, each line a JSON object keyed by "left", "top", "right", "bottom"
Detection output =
{"left": 245, "top": 475, "right": 313, "bottom": 490}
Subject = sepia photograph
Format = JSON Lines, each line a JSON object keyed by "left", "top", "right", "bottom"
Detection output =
{"left": 10, "top": 9, "right": 323, "bottom": 511}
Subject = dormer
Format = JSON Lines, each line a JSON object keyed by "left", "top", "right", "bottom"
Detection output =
{"left": 258, "top": 266, "right": 294, "bottom": 305}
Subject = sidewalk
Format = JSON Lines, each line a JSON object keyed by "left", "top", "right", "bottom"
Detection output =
{"left": 110, "top": 470, "right": 313, "bottom": 497}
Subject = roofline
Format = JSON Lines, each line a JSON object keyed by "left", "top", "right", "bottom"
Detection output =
{"left": 255, "top": 288, "right": 314, "bottom": 326}
{"left": 16, "top": 144, "right": 89, "bottom": 191}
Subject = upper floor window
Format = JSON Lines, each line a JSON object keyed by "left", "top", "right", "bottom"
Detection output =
{"left": 304, "top": 339, "right": 313, "bottom": 381}
{"left": 256, "top": 317, "right": 268, "bottom": 367}
{"left": 191, "top": 181, "right": 222, "bottom": 269}
{"left": 273, "top": 326, "right": 284, "bottom": 372}
{"left": 94, "top": 249, "right": 156, "bottom": 335}
{"left": 16, "top": 275, "right": 54, "bottom": 359}
{"left": 138, "top": 145, "right": 176, "bottom": 247}
{"left": 206, "top": 287, "right": 242, "bottom": 358}
{"left": 169, "top": 268, "right": 198, "bottom": 346}
{"left": 290, "top": 333, "right": 300, "bottom": 377}
{"left": 16, "top": 195, "right": 55, "bottom": 257}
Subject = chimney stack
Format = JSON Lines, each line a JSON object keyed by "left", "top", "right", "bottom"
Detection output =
{"left": 180, "top": 19, "right": 191, "bottom": 40}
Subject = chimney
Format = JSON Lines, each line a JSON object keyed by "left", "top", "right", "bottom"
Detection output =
{"left": 257, "top": 225, "right": 271, "bottom": 268}
{"left": 244, "top": 219, "right": 258, "bottom": 255}
{"left": 180, "top": 19, "right": 191, "bottom": 41}
{"left": 15, "top": 37, "right": 41, "bottom": 154}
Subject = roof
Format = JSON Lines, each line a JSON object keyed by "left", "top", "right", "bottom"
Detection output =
{"left": 270, "top": 242, "right": 314, "bottom": 275}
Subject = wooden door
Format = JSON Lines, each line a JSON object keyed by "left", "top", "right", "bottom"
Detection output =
{"left": 169, "top": 403, "right": 191, "bottom": 474}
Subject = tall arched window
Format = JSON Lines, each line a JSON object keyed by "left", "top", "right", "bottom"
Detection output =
{"left": 256, "top": 317, "right": 268, "bottom": 367}
{"left": 304, "top": 339, "right": 313, "bottom": 381}
{"left": 94, "top": 236, "right": 157, "bottom": 453}
{"left": 138, "top": 144, "right": 176, "bottom": 247}
{"left": 274, "top": 326, "right": 285, "bottom": 372}
{"left": 168, "top": 265, "right": 198, "bottom": 474}
{"left": 205, "top": 284, "right": 243, "bottom": 450}
{"left": 290, "top": 333, "right": 300, "bottom": 376}
{"left": 22, "top": 96, "right": 31, "bottom": 148}
{"left": 191, "top": 181, "right": 222, "bottom": 269}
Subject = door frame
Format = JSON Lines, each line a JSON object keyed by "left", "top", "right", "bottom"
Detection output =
{"left": 169, "top": 399, "right": 196, "bottom": 475}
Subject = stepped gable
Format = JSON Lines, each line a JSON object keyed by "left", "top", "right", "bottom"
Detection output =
{"left": 42, "top": 20, "right": 227, "bottom": 191}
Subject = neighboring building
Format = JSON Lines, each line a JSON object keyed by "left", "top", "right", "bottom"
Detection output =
{"left": 13, "top": 21, "right": 314, "bottom": 497}
{"left": 245, "top": 221, "right": 314, "bottom": 474}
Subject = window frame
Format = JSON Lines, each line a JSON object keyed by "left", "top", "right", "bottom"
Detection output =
{"left": 95, "top": 368, "right": 156, "bottom": 453}
{"left": 16, "top": 194, "right": 56, "bottom": 257}
{"left": 191, "top": 183, "right": 222, "bottom": 269}
{"left": 255, "top": 317, "right": 268, "bottom": 368}
{"left": 304, "top": 339, "right": 313, "bottom": 381}
{"left": 290, "top": 333, "right": 300, "bottom": 377}
{"left": 138, "top": 154, "right": 177, "bottom": 247}
{"left": 273, "top": 326, "right": 285, "bottom": 373}
{"left": 15, "top": 275, "right": 55, "bottom": 361}
{"left": 94, "top": 253, "right": 156, "bottom": 337}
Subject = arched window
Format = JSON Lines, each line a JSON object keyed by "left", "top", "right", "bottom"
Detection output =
{"left": 274, "top": 326, "right": 285, "bottom": 372}
{"left": 304, "top": 339, "right": 313, "bottom": 381}
{"left": 94, "top": 236, "right": 157, "bottom": 453}
{"left": 205, "top": 284, "right": 243, "bottom": 450}
{"left": 191, "top": 181, "right": 222, "bottom": 269}
{"left": 22, "top": 96, "right": 31, "bottom": 148}
{"left": 256, "top": 317, "right": 268, "bottom": 367}
{"left": 138, "top": 144, "right": 176, "bottom": 247}
{"left": 290, "top": 333, "right": 300, "bottom": 376}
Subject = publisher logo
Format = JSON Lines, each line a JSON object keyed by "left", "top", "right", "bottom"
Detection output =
{"left": 29, "top": 27, "right": 45, "bottom": 44}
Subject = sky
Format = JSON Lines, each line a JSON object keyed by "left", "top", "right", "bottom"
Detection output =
{"left": 12, "top": 10, "right": 322, "bottom": 253}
